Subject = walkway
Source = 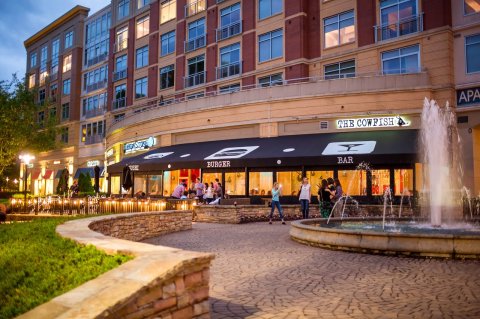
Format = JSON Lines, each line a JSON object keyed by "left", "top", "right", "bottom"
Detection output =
{"left": 144, "top": 222, "right": 480, "bottom": 319}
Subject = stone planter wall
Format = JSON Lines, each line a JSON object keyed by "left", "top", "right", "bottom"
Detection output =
{"left": 18, "top": 211, "right": 214, "bottom": 319}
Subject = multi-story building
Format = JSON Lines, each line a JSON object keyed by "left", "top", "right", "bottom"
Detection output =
{"left": 23, "top": 0, "right": 480, "bottom": 199}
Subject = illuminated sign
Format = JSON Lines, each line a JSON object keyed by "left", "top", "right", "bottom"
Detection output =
{"left": 129, "top": 165, "right": 139, "bottom": 171}
{"left": 206, "top": 161, "right": 231, "bottom": 168}
{"left": 124, "top": 137, "right": 156, "bottom": 154}
{"left": 457, "top": 86, "right": 480, "bottom": 107}
{"left": 205, "top": 146, "right": 259, "bottom": 160}
{"left": 87, "top": 160, "right": 100, "bottom": 167}
{"left": 322, "top": 141, "right": 376, "bottom": 155}
{"left": 336, "top": 116, "right": 410, "bottom": 129}
{"left": 53, "top": 160, "right": 61, "bottom": 164}
{"left": 106, "top": 148, "right": 114, "bottom": 158}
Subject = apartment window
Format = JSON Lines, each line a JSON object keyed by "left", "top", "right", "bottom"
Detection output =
{"left": 138, "top": 0, "right": 149, "bottom": 9}
{"left": 136, "top": 15, "right": 150, "bottom": 38}
{"left": 218, "top": 42, "right": 241, "bottom": 78}
{"left": 135, "top": 77, "right": 148, "bottom": 99}
{"left": 186, "top": 18, "right": 206, "bottom": 52}
{"left": 49, "top": 107, "right": 56, "bottom": 118}
{"left": 218, "top": 3, "right": 241, "bottom": 41}
{"left": 84, "top": 65, "right": 108, "bottom": 91}
{"left": 62, "top": 79, "right": 71, "bottom": 95}
{"left": 62, "top": 103, "right": 70, "bottom": 120}
{"left": 325, "top": 60, "right": 355, "bottom": 79}
{"left": 186, "top": 0, "right": 206, "bottom": 17}
{"left": 83, "top": 92, "right": 107, "bottom": 116}
{"left": 81, "top": 121, "right": 105, "bottom": 143}
{"left": 187, "top": 91, "right": 204, "bottom": 100}
{"left": 465, "top": 0, "right": 480, "bottom": 14}
{"left": 30, "top": 52, "right": 37, "bottom": 68}
{"left": 186, "top": 55, "right": 205, "bottom": 87}
{"left": 258, "top": 73, "right": 283, "bottom": 87}
{"left": 161, "top": 0, "right": 176, "bottom": 23}
{"left": 382, "top": 44, "right": 420, "bottom": 74}
{"left": 29, "top": 74, "right": 36, "bottom": 88}
{"left": 114, "top": 113, "right": 125, "bottom": 122}
{"left": 61, "top": 127, "right": 69, "bottom": 144}
{"left": 160, "top": 65, "right": 175, "bottom": 89}
{"left": 258, "top": 29, "right": 283, "bottom": 62}
{"left": 38, "top": 111, "right": 45, "bottom": 125}
{"left": 65, "top": 31, "right": 74, "bottom": 49}
{"left": 115, "top": 55, "right": 127, "bottom": 75}
{"left": 259, "top": 0, "right": 282, "bottom": 20}
{"left": 219, "top": 83, "right": 240, "bottom": 94}
{"left": 379, "top": 0, "right": 418, "bottom": 41}
{"left": 40, "top": 45, "right": 48, "bottom": 69}
{"left": 114, "top": 84, "right": 127, "bottom": 109}
{"left": 39, "top": 89, "right": 46, "bottom": 104}
{"left": 466, "top": 34, "right": 480, "bottom": 73}
{"left": 63, "top": 54, "right": 72, "bottom": 73}
{"left": 161, "top": 30, "right": 175, "bottom": 56}
{"left": 118, "top": 0, "right": 130, "bottom": 19}
{"left": 52, "top": 39, "right": 59, "bottom": 69}
{"left": 50, "top": 84, "right": 57, "bottom": 101}
{"left": 136, "top": 46, "right": 149, "bottom": 68}
{"left": 324, "top": 10, "right": 355, "bottom": 48}
{"left": 116, "top": 26, "right": 128, "bottom": 51}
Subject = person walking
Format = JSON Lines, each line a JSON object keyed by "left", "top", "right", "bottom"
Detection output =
{"left": 299, "top": 177, "right": 311, "bottom": 219}
{"left": 205, "top": 182, "right": 214, "bottom": 203}
{"left": 215, "top": 182, "right": 224, "bottom": 201}
{"left": 269, "top": 182, "right": 285, "bottom": 224}
{"left": 318, "top": 179, "right": 333, "bottom": 218}
{"left": 195, "top": 178, "right": 204, "bottom": 202}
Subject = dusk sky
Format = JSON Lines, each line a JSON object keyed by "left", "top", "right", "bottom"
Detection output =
{"left": 0, "top": 0, "right": 110, "bottom": 83}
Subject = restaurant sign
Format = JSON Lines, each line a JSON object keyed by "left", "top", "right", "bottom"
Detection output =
{"left": 124, "top": 137, "right": 156, "bottom": 154}
{"left": 336, "top": 116, "right": 409, "bottom": 129}
{"left": 87, "top": 160, "right": 100, "bottom": 167}
{"left": 457, "top": 86, "right": 480, "bottom": 107}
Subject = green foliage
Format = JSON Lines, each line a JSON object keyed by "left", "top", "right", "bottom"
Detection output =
{"left": 0, "top": 218, "right": 132, "bottom": 319}
{"left": 78, "top": 173, "right": 94, "bottom": 193}
{"left": 56, "top": 171, "right": 68, "bottom": 195}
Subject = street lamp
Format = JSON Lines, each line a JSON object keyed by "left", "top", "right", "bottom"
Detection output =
{"left": 19, "top": 154, "right": 35, "bottom": 213}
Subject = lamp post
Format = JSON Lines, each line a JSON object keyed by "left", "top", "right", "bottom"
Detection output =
{"left": 19, "top": 154, "right": 35, "bottom": 213}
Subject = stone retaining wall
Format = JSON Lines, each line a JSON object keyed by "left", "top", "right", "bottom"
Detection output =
{"left": 18, "top": 211, "right": 214, "bottom": 319}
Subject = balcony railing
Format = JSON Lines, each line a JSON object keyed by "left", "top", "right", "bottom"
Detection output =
{"left": 86, "top": 52, "right": 108, "bottom": 68}
{"left": 84, "top": 106, "right": 105, "bottom": 119}
{"left": 185, "top": 0, "right": 206, "bottom": 17}
{"left": 112, "top": 97, "right": 126, "bottom": 110}
{"left": 216, "top": 21, "right": 242, "bottom": 41}
{"left": 216, "top": 61, "right": 241, "bottom": 79}
{"left": 84, "top": 135, "right": 104, "bottom": 145}
{"left": 113, "top": 69, "right": 128, "bottom": 82}
{"left": 49, "top": 73, "right": 58, "bottom": 82}
{"left": 184, "top": 71, "right": 205, "bottom": 88}
{"left": 48, "top": 96, "right": 57, "bottom": 104}
{"left": 374, "top": 13, "right": 423, "bottom": 42}
{"left": 85, "top": 79, "right": 107, "bottom": 93}
{"left": 184, "top": 34, "right": 206, "bottom": 52}
{"left": 114, "top": 39, "right": 128, "bottom": 53}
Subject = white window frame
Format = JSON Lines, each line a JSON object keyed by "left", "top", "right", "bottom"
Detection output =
{"left": 258, "top": 29, "right": 283, "bottom": 63}
{"left": 465, "top": 33, "right": 480, "bottom": 74}
{"left": 381, "top": 44, "right": 420, "bottom": 75}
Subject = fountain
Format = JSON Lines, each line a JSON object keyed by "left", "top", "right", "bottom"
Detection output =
{"left": 290, "top": 98, "right": 480, "bottom": 259}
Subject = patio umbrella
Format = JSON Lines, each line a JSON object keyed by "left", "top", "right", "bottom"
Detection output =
{"left": 122, "top": 165, "right": 133, "bottom": 191}
{"left": 94, "top": 166, "right": 100, "bottom": 193}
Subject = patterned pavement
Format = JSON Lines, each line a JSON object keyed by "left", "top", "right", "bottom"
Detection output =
{"left": 144, "top": 222, "right": 480, "bottom": 319}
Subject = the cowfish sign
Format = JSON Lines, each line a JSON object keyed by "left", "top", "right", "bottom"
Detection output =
{"left": 457, "top": 87, "right": 480, "bottom": 107}
{"left": 124, "top": 137, "right": 156, "bottom": 154}
{"left": 336, "top": 116, "right": 410, "bottom": 129}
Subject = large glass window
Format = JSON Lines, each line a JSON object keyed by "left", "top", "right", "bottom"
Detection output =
{"left": 63, "top": 54, "right": 72, "bottom": 73}
{"left": 202, "top": 172, "right": 222, "bottom": 186}
{"left": 30, "top": 52, "right": 37, "bottom": 68}
{"left": 258, "top": 73, "right": 283, "bottom": 87}
{"left": 324, "top": 10, "right": 355, "bottom": 48}
{"left": 218, "top": 3, "right": 241, "bottom": 40}
{"left": 138, "top": 0, "right": 149, "bottom": 9}
{"left": 276, "top": 171, "right": 302, "bottom": 197}
{"left": 40, "top": 45, "right": 48, "bottom": 70}
{"left": 465, "top": 0, "right": 480, "bottom": 14}
{"left": 382, "top": 44, "right": 419, "bottom": 74}
{"left": 116, "top": 26, "right": 128, "bottom": 51}
{"left": 136, "top": 45, "right": 149, "bottom": 68}
{"left": 466, "top": 34, "right": 480, "bottom": 73}
{"left": 116, "top": 54, "right": 127, "bottom": 72}
{"left": 259, "top": 0, "right": 283, "bottom": 20}
{"left": 136, "top": 15, "right": 150, "bottom": 38}
{"left": 325, "top": 60, "right": 355, "bottom": 79}
{"left": 160, "top": 64, "right": 175, "bottom": 89}
{"left": 148, "top": 175, "right": 162, "bottom": 195}
{"left": 29, "top": 74, "right": 36, "bottom": 89}
{"left": 338, "top": 169, "right": 366, "bottom": 196}
{"left": 186, "top": 0, "right": 206, "bottom": 17}
{"left": 186, "top": 18, "right": 206, "bottom": 52}
{"left": 134, "top": 175, "right": 147, "bottom": 194}
{"left": 371, "top": 169, "right": 390, "bottom": 196}
{"left": 380, "top": 0, "right": 418, "bottom": 40}
{"left": 60, "top": 127, "right": 69, "bottom": 144}
{"left": 62, "top": 79, "right": 71, "bottom": 95}
{"left": 164, "top": 169, "right": 199, "bottom": 196}
{"left": 225, "top": 172, "right": 245, "bottom": 196}
{"left": 161, "top": 0, "right": 176, "bottom": 23}
{"left": 219, "top": 83, "right": 240, "bottom": 94}
{"left": 258, "top": 29, "right": 283, "bottom": 62}
{"left": 186, "top": 55, "right": 205, "bottom": 87}
{"left": 218, "top": 42, "right": 241, "bottom": 78}
{"left": 62, "top": 103, "right": 70, "bottom": 120}
{"left": 249, "top": 172, "right": 273, "bottom": 196}
{"left": 65, "top": 31, "right": 74, "bottom": 49}
{"left": 135, "top": 77, "right": 148, "bottom": 99}
{"left": 118, "top": 0, "right": 130, "bottom": 19}
{"left": 306, "top": 170, "right": 335, "bottom": 196}
{"left": 114, "top": 84, "right": 127, "bottom": 109}
{"left": 161, "top": 30, "right": 175, "bottom": 56}
{"left": 394, "top": 169, "right": 413, "bottom": 196}
{"left": 111, "top": 176, "right": 121, "bottom": 194}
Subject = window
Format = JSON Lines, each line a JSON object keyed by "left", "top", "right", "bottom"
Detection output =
{"left": 218, "top": 3, "right": 241, "bottom": 40}
{"left": 29, "top": 74, "right": 36, "bottom": 89}
{"left": 161, "top": 30, "right": 175, "bottom": 56}
{"left": 466, "top": 34, "right": 480, "bottom": 73}
{"left": 465, "top": 0, "right": 480, "bottom": 14}
{"left": 382, "top": 44, "right": 420, "bottom": 74}
{"left": 148, "top": 175, "right": 162, "bottom": 195}
{"left": 83, "top": 92, "right": 107, "bottom": 116}
{"left": 50, "top": 84, "right": 57, "bottom": 101}
{"left": 135, "top": 77, "right": 148, "bottom": 99}
{"left": 371, "top": 169, "right": 391, "bottom": 196}
{"left": 259, "top": 0, "right": 282, "bottom": 20}
{"left": 324, "top": 10, "right": 355, "bottom": 48}
{"left": 219, "top": 83, "right": 240, "bottom": 94}
{"left": 136, "top": 15, "right": 150, "bottom": 38}
{"left": 185, "top": 0, "right": 206, "bottom": 17}
{"left": 114, "top": 113, "right": 125, "bottom": 122}
{"left": 338, "top": 169, "right": 365, "bottom": 196}
{"left": 65, "top": 31, "right": 74, "bottom": 49}
{"left": 187, "top": 91, "right": 204, "bottom": 100}
{"left": 258, "top": 29, "right": 283, "bottom": 62}
{"left": 114, "top": 84, "right": 127, "bottom": 109}
{"left": 116, "top": 26, "right": 128, "bottom": 52}
{"left": 258, "top": 73, "right": 283, "bottom": 87}
{"left": 49, "top": 107, "right": 56, "bottom": 118}
{"left": 160, "top": 65, "right": 175, "bottom": 89}
{"left": 379, "top": 0, "right": 419, "bottom": 41}
{"left": 325, "top": 60, "right": 355, "bottom": 79}
{"left": 62, "top": 79, "right": 71, "bottom": 95}
{"left": 61, "top": 127, "right": 69, "bottom": 144}
{"left": 39, "top": 71, "right": 48, "bottom": 86}
{"left": 136, "top": 46, "right": 149, "bottom": 68}
{"left": 394, "top": 169, "right": 413, "bottom": 196}
{"left": 114, "top": 55, "right": 128, "bottom": 81}
{"left": 186, "top": 18, "right": 206, "bottom": 52}
{"left": 186, "top": 55, "right": 205, "bottom": 87}
{"left": 118, "top": 0, "right": 130, "bottom": 19}
{"left": 306, "top": 170, "right": 334, "bottom": 196}
{"left": 38, "top": 111, "right": 45, "bottom": 125}
{"left": 39, "top": 89, "right": 46, "bottom": 104}
{"left": 276, "top": 171, "right": 302, "bottom": 196}
{"left": 40, "top": 46, "right": 48, "bottom": 69}
{"left": 63, "top": 54, "right": 72, "bottom": 73}
{"left": 52, "top": 39, "right": 59, "bottom": 70}
{"left": 81, "top": 120, "right": 106, "bottom": 143}
{"left": 161, "top": 0, "right": 176, "bottom": 23}
{"left": 62, "top": 103, "right": 70, "bottom": 120}
{"left": 138, "top": 0, "right": 149, "bottom": 9}
{"left": 224, "top": 172, "right": 245, "bottom": 195}
{"left": 218, "top": 43, "right": 241, "bottom": 78}
{"left": 248, "top": 172, "right": 273, "bottom": 196}
{"left": 30, "top": 52, "right": 37, "bottom": 68}
{"left": 83, "top": 65, "right": 108, "bottom": 92}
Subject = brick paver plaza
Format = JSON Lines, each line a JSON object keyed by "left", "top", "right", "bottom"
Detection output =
{"left": 145, "top": 222, "right": 480, "bottom": 318}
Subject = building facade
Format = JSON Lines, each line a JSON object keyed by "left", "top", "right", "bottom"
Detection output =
{"left": 23, "top": 0, "right": 480, "bottom": 199}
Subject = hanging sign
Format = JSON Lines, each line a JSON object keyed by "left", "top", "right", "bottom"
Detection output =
{"left": 124, "top": 137, "right": 156, "bottom": 154}
{"left": 457, "top": 87, "right": 480, "bottom": 107}
{"left": 336, "top": 116, "right": 410, "bottom": 129}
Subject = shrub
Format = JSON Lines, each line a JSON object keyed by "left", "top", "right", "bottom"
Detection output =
{"left": 78, "top": 173, "right": 94, "bottom": 194}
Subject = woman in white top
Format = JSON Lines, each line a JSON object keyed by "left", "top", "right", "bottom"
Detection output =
{"left": 298, "top": 177, "right": 311, "bottom": 219}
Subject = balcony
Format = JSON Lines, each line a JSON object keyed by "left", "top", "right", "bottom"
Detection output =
{"left": 86, "top": 52, "right": 108, "bottom": 68}
{"left": 216, "top": 21, "right": 242, "bottom": 41}
{"left": 84, "top": 106, "right": 105, "bottom": 119}
{"left": 184, "top": 71, "right": 205, "bottom": 88}
{"left": 112, "top": 97, "right": 126, "bottom": 110}
{"left": 216, "top": 61, "right": 241, "bottom": 79}
{"left": 113, "top": 69, "right": 128, "bottom": 82}
{"left": 84, "top": 135, "right": 104, "bottom": 145}
{"left": 185, "top": 0, "right": 206, "bottom": 17}
{"left": 85, "top": 80, "right": 107, "bottom": 93}
{"left": 374, "top": 14, "right": 423, "bottom": 42}
{"left": 185, "top": 34, "right": 206, "bottom": 53}
{"left": 48, "top": 96, "right": 57, "bottom": 104}
{"left": 49, "top": 73, "right": 58, "bottom": 82}
{"left": 114, "top": 39, "right": 128, "bottom": 53}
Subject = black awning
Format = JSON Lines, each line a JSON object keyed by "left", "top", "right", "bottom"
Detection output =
{"left": 107, "top": 130, "right": 418, "bottom": 173}
{"left": 74, "top": 167, "right": 104, "bottom": 179}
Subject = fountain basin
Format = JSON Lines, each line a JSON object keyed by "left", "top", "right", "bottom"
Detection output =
{"left": 290, "top": 218, "right": 480, "bottom": 259}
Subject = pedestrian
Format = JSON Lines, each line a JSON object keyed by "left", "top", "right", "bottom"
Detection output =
{"left": 327, "top": 177, "right": 335, "bottom": 202}
{"left": 69, "top": 180, "right": 79, "bottom": 197}
{"left": 205, "top": 182, "right": 214, "bottom": 203}
{"left": 171, "top": 182, "right": 185, "bottom": 199}
{"left": 298, "top": 177, "right": 311, "bottom": 219}
{"left": 195, "top": 178, "right": 204, "bottom": 202}
{"left": 215, "top": 182, "right": 224, "bottom": 201}
{"left": 269, "top": 182, "right": 285, "bottom": 224}
{"left": 334, "top": 178, "right": 343, "bottom": 202}
{"left": 318, "top": 179, "right": 333, "bottom": 218}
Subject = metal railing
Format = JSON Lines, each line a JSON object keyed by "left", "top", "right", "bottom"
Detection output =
{"left": 184, "top": 71, "right": 206, "bottom": 88}
{"left": 112, "top": 97, "right": 126, "bottom": 109}
{"left": 216, "top": 61, "right": 241, "bottom": 79}
{"left": 84, "top": 106, "right": 105, "bottom": 119}
{"left": 216, "top": 21, "right": 242, "bottom": 41}
{"left": 49, "top": 73, "right": 58, "bottom": 82}
{"left": 374, "top": 13, "right": 423, "bottom": 42}
{"left": 185, "top": 34, "right": 206, "bottom": 52}
{"left": 113, "top": 69, "right": 128, "bottom": 82}
{"left": 86, "top": 52, "right": 108, "bottom": 68}
{"left": 114, "top": 39, "right": 128, "bottom": 53}
{"left": 85, "top": 79, "right": 107, "bottom": 93}
{"left": 185, "top": 0, "right": 206, "bottom": 17}
{"left": 84, "top": 134, "right": 104, "bottom": 145}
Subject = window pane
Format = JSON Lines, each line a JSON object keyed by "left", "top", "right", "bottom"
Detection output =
{"left": 394, "top": 169, "right": 413, "bottom": 196}
{"left": 277, "top": 171, "right": 302, "bottom": 196}
{"left": 401, "top": 54, "right": 419, "bottom": 73}
{"left": 325, "top": 29, "right": 339, "bottom": 48}
{"left": 383, "top": 58, "right": 400, "bottom": 74}
{"left": 338, "top": 170, "right": 366, "bottom": 196}
{"left": 466, "top": 35, "right": 480, "bottom": 73}
{"left": 465, "top": 0, "right": 480, "bottom": 14}
{"left": 111, "top": 176, "right": 121, "bottom": 194}
{"left": 134, "top": 175, "right": 147, "bottom": 194}
{"left": 225, "top": 172, "right": 245, "bottom": 196}
{"left": 371, "top": 169, "right": 390, "bottom": 196}
{"left": 259, "top": 41, "right": 270, "bottom": 62}
{"left": 271, "top": 34, "right": 283, "bottom": 59}
{"left": 306, "top": 171, "right": 334, "bottom": 196}
{"left": 248, "top": 172, "right": 273, "bottom": 196}
{"left": 259, "top": 0, "right": 270, "bottom": 19}
{"left": 271, "top": 0, "right": 282, "bottom": 16}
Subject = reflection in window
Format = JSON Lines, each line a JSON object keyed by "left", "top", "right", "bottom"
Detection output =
{"left": 164, "top": 169, "right": 200, "bottom": 196}
{"left": 161, "top": 0, "right": 176, "bottom": 23}
{"left": 258, "top": 29, "right": 283, "bottom": 62}
{"left": 306, "top": 171, "right": 334, "bottom": 196}
{"left": 134, "top": 175, "right": 147, "bottom": 193}
{"left": 136, "top": 15, "right": 150, "bottom": 38}
{"left": 202, "top": 172, "right": 222, "bottom": 185}
{"left": 380, "top": 0, "right": 418, "bottom": 40}
{"left": 465, "top": 0, "right": 480, "bottom": 14}
{"left": 276, "top": 171, "right": 302, "bottom": 196}
{"left": 259, "top": 0, "right": 282, "bottom": 20}
{"left": 466, "top": 34, "right": 480, "bottom": 73}
{"left": 324, "top": 10, "right": 355, "bottom": 48}
{"left": 148, "top": 175, "right": 162, "bottom": 195}
{"left": 394, "top": 169, "right": 413, "bottom": 196}
{"left": 249, "top": 172, "right": 273, "bottom": 196}
{"left": 225, "top": 172, "right": 245, "bottom": 195}
{"left": 371, "top": 169, "right": 390, "bottom": 196}
{"left": 111, "top": 176, "right": 121, "bottom": 194}
{"left": 338, "top": 169, "right": 366, "bottom": 196}
{"left": 382, "top": 44, "right": 420, "bottom": 74}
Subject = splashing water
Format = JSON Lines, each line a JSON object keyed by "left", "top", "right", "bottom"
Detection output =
{"left": 382, "top": 188, "right": 393, "bottom": 230}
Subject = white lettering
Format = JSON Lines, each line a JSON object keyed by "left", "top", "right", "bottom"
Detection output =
{"left": 337, "top": 156, "right": 354, "bottom": 164}
{"left": 206, "top": 161, "right": 231, "bottom": 168}
{"left": 336, "top": 116, "right": 410, "bottom": 129}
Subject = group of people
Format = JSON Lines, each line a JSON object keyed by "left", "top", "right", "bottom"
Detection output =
{"left": 268, "top": 177, "right": 344, "bottom": 224}
{"left": 171, "top": 178, "right": 224, "bottom": 204}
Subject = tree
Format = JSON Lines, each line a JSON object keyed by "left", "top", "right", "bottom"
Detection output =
{"left": 78, "top": 173, "right": 94, "bottom": 193}
{"left": 0, "top": 75, "right": 57, "bottom": 178}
